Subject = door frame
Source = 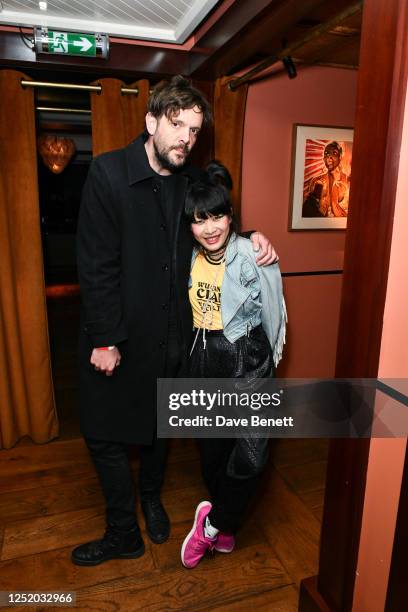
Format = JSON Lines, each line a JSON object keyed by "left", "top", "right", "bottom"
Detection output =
{"left": 299, "top": 0, "right": 408, "bottom": 609}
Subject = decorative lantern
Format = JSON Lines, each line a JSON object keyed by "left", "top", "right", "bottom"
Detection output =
{"left": 38, "top": 135, "right": 76, "bottom": 174}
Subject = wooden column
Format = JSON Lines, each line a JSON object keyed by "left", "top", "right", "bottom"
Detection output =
{"left": 299, "top": 0, "right": 408, "bottom": 609}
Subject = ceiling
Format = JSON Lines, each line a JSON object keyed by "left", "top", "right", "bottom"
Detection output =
{"left": 194, "top": 0, "right": 363, "bottom": 79}
{"left": 0, "top": 0, "right": 363, "bottom": 81}
{"left": 0, "top": 0, "right": 363, "bottom": 156}
{"left": 0, "top": 0, "right": 219, "bottom": 43}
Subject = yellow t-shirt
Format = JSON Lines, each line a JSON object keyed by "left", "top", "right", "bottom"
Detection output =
{"left": 189, "top": 252, "right": 225, "bottom": 330}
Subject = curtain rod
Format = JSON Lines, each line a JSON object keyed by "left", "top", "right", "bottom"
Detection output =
{"left": 21, "top": 80, "right": 139, "bottom": 95}
{"left": 228, "top": 0, "right": 363, "bottom": 91}
{"left": 36, "top": 106, "right": 92, "bottom": 114}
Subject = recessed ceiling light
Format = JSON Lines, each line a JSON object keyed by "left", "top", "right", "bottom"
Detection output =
{"left": 39, "top": 1, "right": 47, "bottom": 10}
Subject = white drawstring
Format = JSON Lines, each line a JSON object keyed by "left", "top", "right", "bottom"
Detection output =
{"left": 189, "top": 326, "right": 200, "bottom": 356}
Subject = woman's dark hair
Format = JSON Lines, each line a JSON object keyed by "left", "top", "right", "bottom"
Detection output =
{"left": 185, "top": 161, "right": 233, "bottom": 223}
{"left": 147, "top": 75, "right": 212, "bottom": 125}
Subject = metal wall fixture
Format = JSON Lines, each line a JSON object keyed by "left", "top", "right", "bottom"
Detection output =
{"left": 20, "top": 80, "right": 139, "bottom": 95}
{"left": 36, "top": 106, "right": 92, "bottom": 114}
{"left": 228, "top": 0, "right": 363, "bottom": 90}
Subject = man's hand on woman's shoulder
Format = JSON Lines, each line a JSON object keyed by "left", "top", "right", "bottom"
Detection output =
{"left": 250, "top": 232, "right": 279, "bottom": 266}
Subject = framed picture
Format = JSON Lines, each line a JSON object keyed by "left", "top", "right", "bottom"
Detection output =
{"left": 289, "top": 124, "right": 354, "bottom": 230}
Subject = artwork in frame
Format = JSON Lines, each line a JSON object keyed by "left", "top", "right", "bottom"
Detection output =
{"left": 289, "top": 124, "right": 354, "bottom": 230}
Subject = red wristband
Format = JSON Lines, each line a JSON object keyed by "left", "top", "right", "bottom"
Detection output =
{"left": 96, "top": 346, "right": 115, "bottom": 351}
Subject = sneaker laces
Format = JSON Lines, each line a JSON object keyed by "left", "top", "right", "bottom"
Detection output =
{"left": 191, "top": 526, "right": 216, "bottom": 553}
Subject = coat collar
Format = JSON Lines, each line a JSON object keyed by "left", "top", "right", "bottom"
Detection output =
{"left": 225, "top": 232, "right": 239, "bottom": 265}
{"left": 125, "top": 132, "right": 202, "bottom": 186}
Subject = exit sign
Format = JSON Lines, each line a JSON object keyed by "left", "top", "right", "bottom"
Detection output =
{"left": 49, "top": 31, "right": 96, "bottom": 56}
{"left": 34, "top": 28, "right": 109, "bottom": 59}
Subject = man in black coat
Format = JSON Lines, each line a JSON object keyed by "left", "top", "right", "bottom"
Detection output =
{"left": 73, "top": 76, "right": 276, "bottom": 566}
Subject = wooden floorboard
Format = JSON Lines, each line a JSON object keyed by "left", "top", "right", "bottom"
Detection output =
{"left": 74, "top": 544, "right": 291, "bottom": 611}
{"left": 275, "top": 460, "right": 328, "bottom": 496}
{"left": 0, "top": 294, "right": 328, "bottom": 609}
{"left": 1, "top": 507, "right": 106, "bottom": 561}
{"left": 0, "top": 542, "right": 156, "bottom": 592}
{"left": 0, "top": 475, "right": 103, "bottom": 525}
{"left": 0, "top": 439, "right": 93, "bottom": 493}
{"left": 0, "top": 435, "right": 326, "bottom": 610}
{"left": 254, "top": 468, "right": 321, "bottom": 587}
{"left": 271, "top": 439, "right": 329, "bottom": 468}
{"left": 211, "top": 585, "right": 299, "bottom": 611}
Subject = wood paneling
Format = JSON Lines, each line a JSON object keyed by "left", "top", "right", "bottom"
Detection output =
{"left": 191, "top": 0, "right": 336, "bottom": 78}
{"left": 300, "top": 577, "right": 331, "bottom": 612}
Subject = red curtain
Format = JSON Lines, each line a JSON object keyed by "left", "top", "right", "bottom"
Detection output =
{"left": 0, "top": 70, "right": 57, "bottom": 449}
{"left": 90, "top": 78, "right": 150, "bottom": 155}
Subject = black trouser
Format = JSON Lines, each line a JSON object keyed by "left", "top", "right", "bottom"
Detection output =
{"left": 190, "top": 325, "right": 273, "bottom": 534}
{"left": 197, "top": 438, "right": 260, "bottom": 533}
{"left": 85, "top": 435, "right": 168, "bottom": 531}
{"left": 85, "top": 326, "right": 181, "bottom": 532}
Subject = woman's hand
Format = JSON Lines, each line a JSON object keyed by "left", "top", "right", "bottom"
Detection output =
{"left": 250, "top": 232, "right": 279, "bottom": 266}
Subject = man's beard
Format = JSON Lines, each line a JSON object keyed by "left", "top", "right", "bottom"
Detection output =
{"left": 153, "top": 141, "right": 190, "bottom": 173}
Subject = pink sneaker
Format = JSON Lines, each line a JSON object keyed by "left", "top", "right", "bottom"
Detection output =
{"left": 214, "top": 532, "right": 235, "bottom": 553}
{"left": 181, "top": 501, "right": 216, "bottom": 568}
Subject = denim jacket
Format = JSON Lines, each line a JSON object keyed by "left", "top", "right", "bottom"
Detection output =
{"left": 190, "top": 233, "right": 287, "bottom": 366}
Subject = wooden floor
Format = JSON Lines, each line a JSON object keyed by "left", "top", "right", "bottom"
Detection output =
{"left": 0, "top": 436, "right": 327, "bottom": 611}
{"left": 0, "top": 290, "right": 328, "bottom": 610}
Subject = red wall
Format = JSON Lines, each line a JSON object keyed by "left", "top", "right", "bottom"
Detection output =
{"left": 241, "top": 66, "right": 358, "bottom": 376}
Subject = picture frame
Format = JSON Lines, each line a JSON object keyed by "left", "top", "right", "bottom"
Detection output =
{"left": 289, "top": 124, "right": 354, "bottom": 230}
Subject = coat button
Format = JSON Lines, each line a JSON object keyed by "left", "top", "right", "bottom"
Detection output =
{"left": 162, "top": 263, "right": 169, "bottom": 271}
{"left": 160, "top": 223, "right": 166, "bottom": 230}
{"left": 153, "top": 184, "right": 160, "bottom": 193}
{"left": 161, "top": 303, "right": 168, "bottom": 310}
{"left": 159, "top": 341, "right": 166, "bottom": 348}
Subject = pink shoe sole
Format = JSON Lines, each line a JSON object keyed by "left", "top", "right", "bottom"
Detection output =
{"left": 181, "top": 501, "right": 212, "bottom": 568}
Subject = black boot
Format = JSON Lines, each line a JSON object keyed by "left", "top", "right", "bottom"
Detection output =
{"left": 141, "top": 497, "right": 170, "bottom": 544}
{"left": 71, "top": 525, "right": 145, "bottom": 566}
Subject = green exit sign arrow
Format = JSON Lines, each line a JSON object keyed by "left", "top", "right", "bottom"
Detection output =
{"left": 49, "top": 31, "right": 96, "bottom": 56}
{"left": 34, "top": 28, "right": 109, "bottom": 59}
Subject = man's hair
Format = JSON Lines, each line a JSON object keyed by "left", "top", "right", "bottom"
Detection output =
{"left": 147, "top": 75, "right": 212, "bottom": 125}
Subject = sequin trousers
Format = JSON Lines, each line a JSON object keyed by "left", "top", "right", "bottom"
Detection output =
{"left": 189, "top": 324, "right": 273, "bottom": 481}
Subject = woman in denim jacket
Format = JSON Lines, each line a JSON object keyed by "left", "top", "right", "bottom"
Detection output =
{"left": 181, "top": 161, "right": 287, "bottom": 569}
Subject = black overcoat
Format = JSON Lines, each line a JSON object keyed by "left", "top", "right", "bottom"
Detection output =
{"left": 77, "top": 134, "right": 201, "bottom": 444}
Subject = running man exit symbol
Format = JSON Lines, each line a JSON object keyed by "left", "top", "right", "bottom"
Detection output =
{"left": 49, "top": 31, "right": 96, "bottom": 56}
